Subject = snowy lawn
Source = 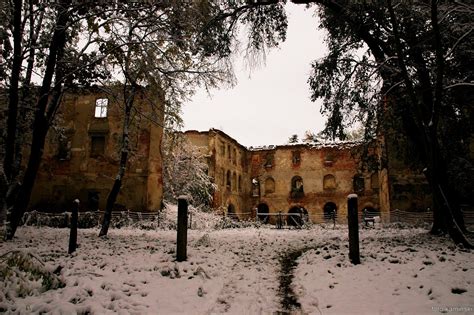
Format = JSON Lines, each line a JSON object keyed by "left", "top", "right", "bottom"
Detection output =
{"left": 0, "top": 224, "right": 472, "bottom": 314}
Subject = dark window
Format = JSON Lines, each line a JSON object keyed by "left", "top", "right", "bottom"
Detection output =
{"left": 90, "top": 135, "right": 105, "bottom": 157}
{"left": 57, "top": 137, "right": 71, "bottom": 161}
{"left": 292, "top": 151, "right": 301, "bottom": 165}
{"left": 257, "top": 203, "right": 269, "bottom": 223}
{"left": 323, "top": 202, "right": 337, "bottom": 220}
{"left": 353, "top": 174, "right": 365, "bottom": 193}
{"left": 232, "top": 172, "right": 237, "bottom": 191}
{"left": 291, "top": 176, "right": 304, "bottom": 198}
{"left": 226, "top": 170, "right": 231, "bottom": 189}
{"left": 264, "top": 153, "right": 274, "bottom": 168}
{"left": 88, "top": 191, "right": 100, "bottom": 211}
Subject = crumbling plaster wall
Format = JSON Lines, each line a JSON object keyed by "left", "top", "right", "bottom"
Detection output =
{"left": 184, "top": 129, "right": 250, "bottom": 218}
{"left": 249, "top": 145, "right": 385, "bottom": 223}
{"left": 30, "top": 89, "right": 163, "bottom": 212}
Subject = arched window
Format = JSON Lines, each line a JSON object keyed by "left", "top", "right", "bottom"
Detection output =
{"left": 353, "top": 174, "right": 365, "bottom": 193}
{"left": 371, "top": 172, "right": 379, "bottom": 191}
{"left": 323, "top": 174, "right": 336, "bottom": 190}
{"left": 226, "top": 170, "right": 231, "bottom": 189}
{"left": 290, "top": 176, "right": 304, "bottom": 198}
{"left": 265, "top": 177, "right": 275, "bottom": 195}
{"left": 238, "top": 175, "right": 242, "bottom": 192}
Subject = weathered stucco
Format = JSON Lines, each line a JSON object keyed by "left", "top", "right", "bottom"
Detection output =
{"left": 184, "top": 129, "right": 392, "bottom": 224}
{"left": 29, "top": 88, "right": 164, "bottom": 212}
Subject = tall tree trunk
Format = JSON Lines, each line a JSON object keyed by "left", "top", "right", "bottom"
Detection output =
{"left": 5, "top": 2, "right": 70, "bottom": 240}
{"left": 4, "top": 0, "right": 23, "bottom": 181}
{"left": 99, "top": 86, "right": 136, "bottom": 237}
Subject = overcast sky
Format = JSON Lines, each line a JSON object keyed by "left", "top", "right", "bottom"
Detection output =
{"left": 182, "top": 3, "right": 329, "bottom": 147}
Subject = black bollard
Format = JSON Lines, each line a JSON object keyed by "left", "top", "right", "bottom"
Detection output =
{"left": 68, "top": 199, "right": 79, "bottom": 254}
{"left": 176, "top": 197, "right": 188, "bottom": 262}
{"left": 347, "top": 194, "right": 360, "bottom": 265}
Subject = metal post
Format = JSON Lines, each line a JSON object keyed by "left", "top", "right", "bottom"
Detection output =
{"left": 68, "top": 199, "right": 79, "bottom": 254}
{"left": 176, "top": 197, "right": 188, "bottom": 262}
{"left": 347, "top": 194, "right": 360, "bottom": 264}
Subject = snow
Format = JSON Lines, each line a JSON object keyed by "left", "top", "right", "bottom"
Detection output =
{"left": 1, "top": 220, "right": 473, "bottom": 314}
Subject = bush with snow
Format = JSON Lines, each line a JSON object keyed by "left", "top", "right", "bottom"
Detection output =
{"left": 0, "top": 251, "right": 64, "bottom": 306}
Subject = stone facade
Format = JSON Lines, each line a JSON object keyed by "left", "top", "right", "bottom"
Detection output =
{"left": 29, "top": 88, "right": 164, "bottom": 212}
{"left": 184, "top": 129, "right": 390, "bottom": 224}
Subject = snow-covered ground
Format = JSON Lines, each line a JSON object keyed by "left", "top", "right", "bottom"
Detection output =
{"left": 1, "top": 222, "right": 473, "bottom": 314}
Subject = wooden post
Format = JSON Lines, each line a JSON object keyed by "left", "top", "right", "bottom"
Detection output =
{"left": 68, "top": 199, "right": 79, "bottom": 254}
{"left": 347, "top": 194, "right": 360, "bottom": 265}
{"left": 176, "top": 197, "right": 188, "bottom": 262}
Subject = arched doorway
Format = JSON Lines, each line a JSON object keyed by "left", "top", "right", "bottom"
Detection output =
{"left": 227, "top": 203, "right": 238, "bottom": 221}
{"left": 257, "top": 203, "right": 269, "bottom": 224}
{"left": 287, "top": 206, "right": 308, "bottom": 226}
{"left": 323, "top": 202, "right": 337, "bottom": 220}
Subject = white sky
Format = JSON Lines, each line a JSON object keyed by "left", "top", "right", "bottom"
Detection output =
{"left": 182, "top": 3, "right": 328, "bottom": 147}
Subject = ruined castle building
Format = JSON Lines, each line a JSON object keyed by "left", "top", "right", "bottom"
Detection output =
{"left": 184, "top": 129, "right": 390, "bottom": 224}
{"left": 184, "top": 129, "right": 250, "bottom": 218}
{"left": 30, "top": 88, "right": 164, "bottom": 212}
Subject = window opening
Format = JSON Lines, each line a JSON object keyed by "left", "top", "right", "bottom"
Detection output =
{"left": 323, "top": 174, "right": 336, "bottom": 190}
{"left": 90, "top": 135, "right": 105, "bottom": 157}
{"left": 252, "top": 178, "right": 260, "bottom": 197}
{"left": 292, "top": 151, "right": 301, "bottom": 166}
{"left": 353, "top": 174, "right": 365, "bottom": 193}
{"left": 265, "top": 177, "right": 275, "bottom": 195}
{"left": 264, "top": 153, "right": 274, "bottom": 168}
{"left": 290, "top": 176, "right": 304, "bottom": 198}
{"left": 94, "top": 98, "right": 108, "bottom": 118}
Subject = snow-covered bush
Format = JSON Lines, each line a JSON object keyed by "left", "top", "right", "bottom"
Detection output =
{"left": 162, "top": 132, "right": 217, "bottom": 211}
{"left": 0, "top": 251, "right": 64, "bottom": 303}
{"left": 21, "top": 211, "right": 101, "bottom": 229}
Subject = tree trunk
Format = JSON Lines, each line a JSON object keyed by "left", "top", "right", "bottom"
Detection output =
{"left": 99, "top": 86, "right": 136, "bottom": 237}
{"left": 4, "top": 3, "right": 70, "bottom": 240}
{"left": 4, "top": 0, "right": 23, "bottom": 181}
